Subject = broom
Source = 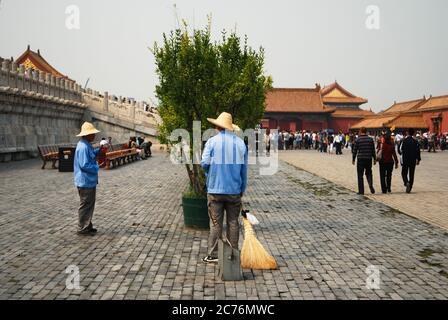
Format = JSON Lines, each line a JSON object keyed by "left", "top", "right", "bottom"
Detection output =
{"left": 240, "top": 210, "right": 278, "bottom": 270}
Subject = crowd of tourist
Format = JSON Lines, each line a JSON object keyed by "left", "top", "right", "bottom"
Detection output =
{"left": 260, "top": 127, "right": 446, "bottom": 196}
{"left": 96, "top": 136, "right": 152, "bottom": 168}
{"left": 264, "top": 129, "right": 355, "bottom": 155}
{"left": 263, "top": 129, "right": 447, "bottom": 155}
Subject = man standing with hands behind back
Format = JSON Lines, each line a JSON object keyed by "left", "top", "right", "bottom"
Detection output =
{"left": 352, "top": 127, "right": 376, "bottom": 195}
{"left": 74, "top": 122, "right": 101, "bottom": 236}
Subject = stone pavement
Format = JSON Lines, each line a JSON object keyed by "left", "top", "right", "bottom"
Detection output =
{"left": 280, "top": 149, "right": 448, "bottom": 230}
{"left": 0, "top": 153, "right": 447, "bottom": 300}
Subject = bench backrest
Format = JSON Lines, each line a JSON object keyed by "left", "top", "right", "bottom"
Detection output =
{"left": 38, "top": 143, "right": 77, "bottom": 157}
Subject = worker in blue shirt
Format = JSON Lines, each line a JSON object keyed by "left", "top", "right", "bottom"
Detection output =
{"left": 201, "top": 112, "right": 248, "bottom": 263}
{"left": 74, "top": 122, "right": 101, "bottom": 235}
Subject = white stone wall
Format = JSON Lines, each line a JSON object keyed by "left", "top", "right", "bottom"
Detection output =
{"left": 0, "top": 88, "right": 86, "bottom": 161}
{"left": 0, "top": 57, "right": 160, "bottom": 162}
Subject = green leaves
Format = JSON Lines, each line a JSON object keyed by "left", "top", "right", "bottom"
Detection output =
{"left": 153, "top": 26, "right": 272, "bottom": 142}
{"left": 152, "top": 24, "right": 272, "bottom": 196}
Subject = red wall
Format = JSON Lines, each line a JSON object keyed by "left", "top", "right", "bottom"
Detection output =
{"left": 421, "top": 110, "right": 448, "bottom": 133}
{"left": 329, "top": 118, "right": 361, "bottom": 133}
{"left": 301, "top": 120, "right": 327, "bottom": 132}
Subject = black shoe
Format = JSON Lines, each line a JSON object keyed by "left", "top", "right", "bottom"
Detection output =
{"left": 77, "top": 230, "right": 96, "bottom": 236}
{"left": 387, "top": 188, "right": 392, "bottom": 193}
{"left": 88, "top": 228, "right": 98, "bottom": 233}
{"left": 406, "top": 183, "right": 412, "bottom": 193}
{"left": 357, "top": 192, "right": 364, "bottom": 195}
{"left": 202, "top": 256, "right": 218, "bottom": 264}
{"left": 369, "top": 186, "right": 375, "bottom": 194}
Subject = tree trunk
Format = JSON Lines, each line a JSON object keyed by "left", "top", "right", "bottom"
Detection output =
{"left": 185, "top": 163, "right": 206, "bottom": 197}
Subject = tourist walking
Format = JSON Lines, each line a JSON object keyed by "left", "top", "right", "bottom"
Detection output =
{"left": 377, "top": 132, "right": 399, "bottom": 193}
{"left": 398, "top": 128, "right": 421, "bottom": 193}
{"left": 334, "top": 133, "right": 343, "bottom": 155}
{"left": 428, "top": 132, "right": 437, "bottom": 152}
{"left": 278, "top": 131, "right": 283, "bottom": 150}
{"left": 352, "top": 127, "right": 376, "bottom": 195}
{"left": 74, "top": 122, "right": 101, "bottom": 235}
{"left": 264, "top": 128, "right": 271, "bottom": 155}
{"left": 328, "top": 134, "right": 334, "bottom": 154}
{"left": 201, "top": 112, "right": 248, "bottom": 263}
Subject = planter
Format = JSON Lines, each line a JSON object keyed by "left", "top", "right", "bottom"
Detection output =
{"left": 182, "top": 196, "right": 209, "bottom": 230}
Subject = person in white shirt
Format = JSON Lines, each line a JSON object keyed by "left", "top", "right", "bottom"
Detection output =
{"left": 269, "top": 130, "right": 278, "bottom": 153}
{"left": 394, "top": 133, "right": 403, "bottom": 147}
{"left": 334, "top": 133, "right": 343, "bottom": 155}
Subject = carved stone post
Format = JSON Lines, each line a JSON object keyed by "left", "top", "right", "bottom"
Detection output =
{"left": 39, "top": 71, "right": 44, "bottom": 94}
{"left": 18, "top": 65, "right": 25, "bottom": 90}
{"left": 1, "top": 60, "right": 9, "bottom": 87}
{"left": 130, "top": 103, "right": 136, "bottom": 120}
{"left": 103, "top": 91, "right": 109, "bottom": 112}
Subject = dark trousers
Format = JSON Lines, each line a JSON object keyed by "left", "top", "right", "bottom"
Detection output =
{"left": 77, "top": 187, "right": 96, "bottom": 232}
{"left": 428, "top": 143, "right": 436, "bottom": 152}
{"left": 335, "top": 142, "right": 342, "bottom": 154}
{"left": 379, "top": 162, "right": 394, "bottom": 193}
{"left": 357, "top": 159, "right": 373, "bottom": 194}
{"left": 401, "top": 163, "right": 416, "bottom": 189}
{"left": 207, "top": 194, "right": 242, "bottom": 258}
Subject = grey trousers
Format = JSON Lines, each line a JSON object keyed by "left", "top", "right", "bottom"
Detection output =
{"left": 77, "top": 187, "right": 96, "bottom": 232}
{"left": 207, "top": 194, "right": 242, "bottom": 258}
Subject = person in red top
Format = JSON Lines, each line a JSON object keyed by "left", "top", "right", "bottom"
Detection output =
{"left": 377, "top": 131, "right": 399, "bottom": 193}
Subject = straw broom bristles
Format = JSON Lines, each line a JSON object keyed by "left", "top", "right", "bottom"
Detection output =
{"left": 241, "top": 217, "right": 278, "bottom": 270}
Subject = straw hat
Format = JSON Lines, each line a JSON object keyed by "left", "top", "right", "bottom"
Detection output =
{"left": 232, "top": 124, "right": 241, "bottom": 132}
{"left": 207, "top": 112, "right": 234, "bottom": 131}
{"left": 76, "top": 122, "right": 100, "bottom": 137}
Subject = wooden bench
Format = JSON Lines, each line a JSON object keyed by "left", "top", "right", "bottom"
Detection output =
{"left": 105, "top": 147, "right": 139, "bottom": 170}
{"left": 37, "top": 144, "right": 63, "bottom": 169}
{"left": 37, "top": 143, "right": 83, "bottom": 170}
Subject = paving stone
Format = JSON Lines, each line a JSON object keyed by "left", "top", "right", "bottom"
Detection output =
{"left": 0, "top": 153, "right": 447, "bottom": 300}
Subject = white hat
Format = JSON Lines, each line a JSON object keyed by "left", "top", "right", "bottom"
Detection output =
{"left": 207, "top": 112, "right": 234, "bottom": 131}
{"left": 76, "top": 122, "right": 100, "bottom": 137}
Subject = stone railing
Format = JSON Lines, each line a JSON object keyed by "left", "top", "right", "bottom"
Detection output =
{"left": 81, "top": 89, "right": 159, "bottom": 128}
{"left": 0, "top": 58, "right": 83, "bottom": 103}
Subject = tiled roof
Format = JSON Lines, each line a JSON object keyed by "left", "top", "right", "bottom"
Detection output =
{"left": 330, "top": 108, "right": 375, "bottom": 118}
{"left": 321, "top": 82, "right": 368, "bottom": 105}
{"left": 323, "top": 96, "right": 368, "bottom": 104}
{"left": 388, "top": 114, "right": 428, "bottom": 129}
{"left": 351, "top": 114, "right": 428, "bottom": 129}
{"left": 351, "top": 115, "right": 397, "bottom": 129}
{"left": 15, "top": 46, "right": 72, "bottom": 80}
{"left": 416, "top": 95, "right": 448, "bottom": 111}
{"left": 381, "top": 98, "right": 426, "bottom": 114}
{"left": 265, "top": 87, "right": 329, "bottom": 113}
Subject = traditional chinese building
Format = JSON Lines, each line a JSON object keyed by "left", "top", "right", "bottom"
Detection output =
{"left": 351, "top": 94, "right": 448, "bottom": 134}
{"left": 13, "top": 45, "right": 74, "bottom": 82}
{"left": 416, "top": 95, "right": 448, "bottom": 133}
{"left": 262, "top": 82, "right": 373, "bottom": 132}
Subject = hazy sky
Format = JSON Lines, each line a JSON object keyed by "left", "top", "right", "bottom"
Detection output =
{"left": 0, "top": 0, "right": 447, "bottom": 112}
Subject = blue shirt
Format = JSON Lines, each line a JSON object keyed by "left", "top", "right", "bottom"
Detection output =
{"left": 201, "top": 130, "right": 248, "bottom": 195}
{"left": 74, "top": 139, "right": 100, "bottom": 188}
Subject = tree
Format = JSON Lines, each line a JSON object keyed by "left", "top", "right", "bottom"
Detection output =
{"left": 153, "top": 23, "right": 272, "bottom": 197}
